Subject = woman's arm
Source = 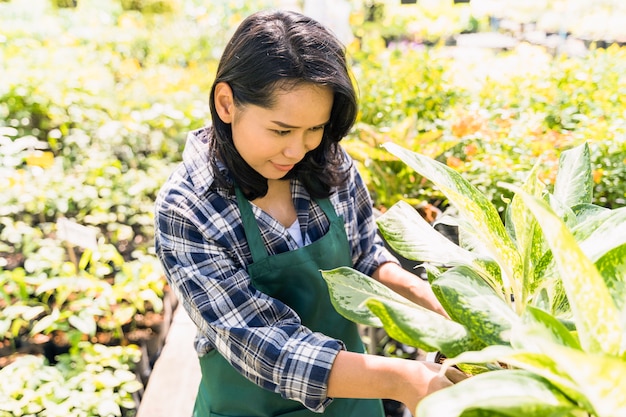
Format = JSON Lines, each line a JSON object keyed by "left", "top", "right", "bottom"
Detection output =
{"left": 372, "top": 261, "right": 449, "bottom": 318}
{"left": 327, "top": 350, "right": 465, "bottom": 413}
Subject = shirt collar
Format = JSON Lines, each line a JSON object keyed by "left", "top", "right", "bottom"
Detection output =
{"left": 182, "top": 126, "right": 232, "bottom": 198}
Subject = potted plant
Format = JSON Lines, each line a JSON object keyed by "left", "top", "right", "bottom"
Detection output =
{"left": 322, "top": 142, "right": 626, "bottom": 416}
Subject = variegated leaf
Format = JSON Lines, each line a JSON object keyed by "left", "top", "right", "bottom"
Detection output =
{"left": 320, "top": 266, "right": 400, "bottom": 327}
{"left": 546, "top": 344, "right": 626, "bottom": 417}
{"left": 513, "top": 327, "right": 626, "bottom": 416}
{"left": 518, "top": 305, "right": 580, "bottom": 350}
{"left": 377, "top": 200, "right": 503, "bottom": 293}
{"left": 365, "top": 297, "right": 484, "bottom": 358}
{"left": 553, "top": 142, "right": 593, "bottom": 209}
{"left": 505, "top": 161, "right": 546, "bottom": 308}
{"left": 510, "top": 186, "right": 623, "bottom": 356}
{"left": 444, "top": 345, "right": 588, "bottom": 410}
{"left": 571, "top": 203, "right": 610, "bottom": 224}
{"left": 431, "top": 266, "right": 519, "bottom": 346}
{"left": 320, "top": 267, "right": 477, "bottom": 355}
{"left": 377, "top": 200, "right": 476, "bottom": 267}
{"left": 416, "top": 369, "right": 581, "bottom": 417}
{"left": 577, "top": 207, "right": 626, "bottom": 264}
{"left": 457, "top": 324, "right": 624, "bottom": 414}
{"left": 383, "top": 142, "right": 522, "bottom": 310}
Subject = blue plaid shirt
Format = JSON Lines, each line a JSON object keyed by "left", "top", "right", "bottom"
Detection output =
{"left": 154, "top": 126, "right": 397, "bottom": 411}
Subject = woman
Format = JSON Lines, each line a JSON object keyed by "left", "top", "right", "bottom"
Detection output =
{"left": 154, "top": 9, "right": 465, "bottom": 417}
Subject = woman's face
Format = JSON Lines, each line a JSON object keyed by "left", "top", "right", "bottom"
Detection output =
{"left": 216, "top": 82, "right": 334, "bottom": 180}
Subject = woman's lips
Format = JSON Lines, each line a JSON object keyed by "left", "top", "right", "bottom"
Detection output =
{"left": 272, "top": 162, "right": 295, "bottom": 172}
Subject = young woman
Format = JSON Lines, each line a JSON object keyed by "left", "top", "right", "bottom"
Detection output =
{"left": 154, "top": 9, "right": 465, "bottom": 417}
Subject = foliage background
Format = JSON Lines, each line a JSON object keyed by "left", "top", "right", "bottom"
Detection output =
{"left": 1, "top": 0, "right": 625, "bottom": 414}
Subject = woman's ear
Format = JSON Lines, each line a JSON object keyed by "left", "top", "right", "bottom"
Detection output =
{"left": 214, "top": 82, "right": 234, "bottom": 124}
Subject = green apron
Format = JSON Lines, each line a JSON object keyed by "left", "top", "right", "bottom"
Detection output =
{"left": 192, "top": 186, "right": 384, "bottom": 417}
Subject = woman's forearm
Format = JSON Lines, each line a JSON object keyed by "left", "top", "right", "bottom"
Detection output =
{"left": 326, "top": 350, "right": 457, "bottom": 412}
{"left": 372, "top": 261, "right": 449, "bottom": 318}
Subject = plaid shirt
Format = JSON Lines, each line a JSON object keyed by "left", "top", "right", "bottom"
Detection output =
{"left": 154, "top": 127, "right": 397, "bottom": 411}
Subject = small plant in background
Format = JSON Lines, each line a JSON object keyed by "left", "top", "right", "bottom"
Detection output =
{"left": 0, "top": 343, "right": 142, "bottom": 417}
{"left": 322, "top": 142, "right": 626, "bottom": 416}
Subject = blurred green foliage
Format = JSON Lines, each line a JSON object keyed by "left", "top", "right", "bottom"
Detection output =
{"left": 0, "top": 4, "right": 625, "bottom": 412}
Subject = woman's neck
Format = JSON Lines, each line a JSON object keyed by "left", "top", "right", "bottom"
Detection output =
{"left": 252, "top": 179, "right": 297, "bottom": 227}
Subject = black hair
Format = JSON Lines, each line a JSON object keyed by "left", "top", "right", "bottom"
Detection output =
{"left": 208, "top": 9, "right": 358, "bottom": 200}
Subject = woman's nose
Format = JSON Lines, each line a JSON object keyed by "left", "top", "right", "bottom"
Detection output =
{"left": 283, "top": 137, "right": 307, "bottom": 160}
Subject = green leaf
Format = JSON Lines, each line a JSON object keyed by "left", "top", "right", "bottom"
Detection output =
{"left": 365, "top": 298, "right": 484, "bottom": 358}
{"left": 97, "top": 399, "right": 122, "bottom": 417}
{"left": 383, "top": 142, "right": 522, "bottom": 310}
{"left": 509, "top": 186, "right": 623, "bottom": 356}
{"left": 321, "top": 266, "right": 410, "bottom": 327}
{"left": 596, "top": 244, "right": 626, "bottom": 306}
{"left": 480, "top": 335, "right": 626, "bottom": 417}
{"left": 68, "top": 310, "right": 96, "bottom": 336}
{"left": 431, "top": 266, "right": 520, "bottom": 346}
{"left": 542, "top": 343, "right": 626, "bottom": 417}
{"left": 444, "top": 345, "right": 589, "bottom": 411}
{"left": 0, "top": 319, "right": 11, "bottom": 336}
{"left": 518, "top": 306, "right": 580, "bottom": 350}
{"left": 30, "top": 308, "right": 61, "bottom": 335}
{"left": 594, "top": 244, "right": 626, "bottom": 334}
{"left": 377, "top": 200, "right": 476, "bottom": 267}
{"left": 505, "top": 161, "right": 546, "bottom": 309}
{"left": 320, "top": 267, "right": 480, "bottom": 357}
{"left": 416, "top": 370, "right": 580, "bottom": 417}
{"left": 113, "top": 305, "right": 136, "bottom": 326}
{"left": 577, "top": 207, "right": 626, "bottom": 264}
{"left": 553, "top": 142, "right": 593, "bottom": 208}
{"left": 377, "top": 201, "right": 502, "bottom": 292}
{"left": 571, "top": 203, "right": 610, "bottom": 224}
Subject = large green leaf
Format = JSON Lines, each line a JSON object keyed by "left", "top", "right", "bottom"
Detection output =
{"left": 505, "top": 161, "right": 546, "bottom": 308}
{"left": 416, "top": 369, "right": 581, "bottom": 417}
{"left": 320, "top": 267, "right": 475, "bottom": 353}
{"left": 553, "top": 142, "right": 593, "bottom": 209}
{"left": 431, "top": 266, "right": 519, "bottom": 346}
{"left": 594, "top": 245, "right": 626, "bottom": 308}
{"left": 444, "top": 345, "right": 589, "bottom": 411}
{"left": 377, "top": 200, "right": 476, "bottom": 267}
{"left": 576, "top": 207, "right": 626, "bottom": 263}
{"left": 544, "top": 342, "right": 626, "bottom": 417}
{"left": 383, "top": 142, "right": 522, "bottom": 310}
{"left": 595, "top": 244, "right": 626, "bottom": 341}
{"left": 518, "top": 306, "right": 580, "bottom": 350}
{"left": 320, "top": 267, "right": 400, "bottom": 327}
{"left": 377, "top": 201, "right": 502, "bottom": 292}
{"left": 365, "top": 298, "right": 483, "bottom": 358}
{"left": 571, "top": 203, "right": 610, "bottom": 224}
{"left": 511, "top": 187, "right": 623, "bottom": 356}
{"left": 448, "top": 337, "right": 626, "bottom": 417}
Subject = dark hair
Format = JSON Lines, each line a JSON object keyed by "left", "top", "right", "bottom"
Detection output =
{"left": 208, "top": 9, "right": 358, "bottom": 199}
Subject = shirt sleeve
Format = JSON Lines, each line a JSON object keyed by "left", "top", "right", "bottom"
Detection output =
{"left": 342, "top": 157, "right": 400, "bottom": 276}
{"left": 154, "top": 181, "right": 343, "bottom": 412}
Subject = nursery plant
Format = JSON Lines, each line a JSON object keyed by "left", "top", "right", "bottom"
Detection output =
{"left": 321, "top": 141, "right": 626, "bottom": 416}
{"left": 0, "top": 342, "right": 142, "bottom": 417}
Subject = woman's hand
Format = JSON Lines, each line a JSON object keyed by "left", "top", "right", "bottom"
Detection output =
{"left": 327, "top": 351, "right": 468, "bottom": 414}
{"left": 400, "top": 360, "right": 468, "bottom": 414}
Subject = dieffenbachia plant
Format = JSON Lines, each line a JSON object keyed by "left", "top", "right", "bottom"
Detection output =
{"left": 321, "top": 142, "right": 626, "bottom": 417}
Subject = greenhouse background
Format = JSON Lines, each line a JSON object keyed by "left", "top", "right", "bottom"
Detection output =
{"left": 1, "top": 0, "right": 625, "bottom": 416}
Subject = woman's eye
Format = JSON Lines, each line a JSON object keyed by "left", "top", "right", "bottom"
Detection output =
{"left": 310, "top": 125, "right": 325, "bottom": 132}
{"left": 273, "top": 130, "right": 291, "bottom": 136}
